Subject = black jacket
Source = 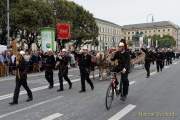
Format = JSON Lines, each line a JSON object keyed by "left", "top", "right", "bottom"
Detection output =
{"left": 44, "top": 55, "right": 55, "bottom": 71}
{"left": 16, "top": 57, "right": 27, "bottom": 80}
{"left": 111, "top": 50, "right": 130, "bottom": 73}
{"left": 56, "top": 55, "right": 69, "bottom": 70}
{"left": 141, "top": 48, "right": 154, "bottom": 63}
{"left": 73, "top": 52, "right": 91, "bottom": 70}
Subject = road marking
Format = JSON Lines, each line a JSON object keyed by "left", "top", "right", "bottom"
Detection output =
{"left": 150, "top": 71, "right": 157, "bottom": 75}
{"left": 0, "top": 74, "right": 75, "bottom": 82}
{"left": 165, "top": 66, "right": 170, "bottom": 69}
{"left": 173, "top": 62, "right": 177, "bottom": 65}
{"left": 108, "top": 104, "right": 136, "bottom": 120}
{"left": 0, "top": 74, "right": 99, "bottom": 101}
{"left": 0, "top": 96, "right": 63, "bottom": 119}
{"left": 130, "top": 81, "right": 136, "bottom": 85}
{"left": 41, "top": 113, "right": 63, "bottom": 120}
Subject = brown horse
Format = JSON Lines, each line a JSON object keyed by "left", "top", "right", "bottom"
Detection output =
{"left": 96, "top": 52, "right": 111, "bottom": 80}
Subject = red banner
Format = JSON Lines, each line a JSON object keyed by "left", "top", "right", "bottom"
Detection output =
{"left": 56, "top": 23, "right": 71, "bottom": 40}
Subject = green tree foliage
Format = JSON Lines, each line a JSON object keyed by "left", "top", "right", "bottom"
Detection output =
{"left": 144, "top": 34, "right": 176, "bottom": 48}
{"left": 0, "top": 0, "right": 99, "bottom": 47}
{"left": 54, "top": 0, "right": 98, "bottom": 48}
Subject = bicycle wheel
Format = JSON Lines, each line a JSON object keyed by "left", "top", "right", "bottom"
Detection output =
{"left": 105, "top": 83, "right": 114, "bottom": 110}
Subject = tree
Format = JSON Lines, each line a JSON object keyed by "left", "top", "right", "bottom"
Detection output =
{"left": 144, "top": 34, "right": 176, "bottom": 48}
{"left": 54, "top": 0, "right": 99, "bottom": 48}
{"left": 159, "top": 35, "right": 176, "bottom": 48}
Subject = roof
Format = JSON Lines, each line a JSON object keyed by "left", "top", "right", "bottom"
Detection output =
{"left": 95, "top": 18, "right": 121, "bottom": 28}
{"left": 122, "top": 21, "right": 179, "bottom": 30}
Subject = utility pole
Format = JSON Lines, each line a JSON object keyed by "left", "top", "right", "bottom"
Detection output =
{"left": 7, "top": 0, "right": 10, "bottom": 46}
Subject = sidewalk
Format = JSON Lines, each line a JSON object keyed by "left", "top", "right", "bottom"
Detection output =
{"left": 0, "top": 67, "right": 79, "bottom": 82}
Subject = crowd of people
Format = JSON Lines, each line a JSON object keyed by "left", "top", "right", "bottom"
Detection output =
{"left": 141, "top": 47, "right": 176, "bottom": 78}
{"left": 1, "top": 39, "right": 177, "bottom": 105}
{"left": 0, "top": 50, "right": 77, "bottom": 77}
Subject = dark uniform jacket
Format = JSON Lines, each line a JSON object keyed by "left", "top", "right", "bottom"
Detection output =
{"left": 155, "top": 51, "right": 163, "bottom": 62}
{"left": 44, "top": 55, "right": 55, "bottom": 71}
{"left": 73, "top": 52, "right": 91, "bottom": 71}
{"left": 16, "top": 57, "right": 27, "bottom": 80}
{"left": 141, "top": 48, "right": 154, "bottom": 63}
{"left": 111, "top": 50, "right": 130, "bottom": 73}
{"left": 56, "top": 55, "right": 69, "bottom": 71}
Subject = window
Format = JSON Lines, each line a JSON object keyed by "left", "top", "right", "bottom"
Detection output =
{"left": 149, "top": 30, "right": 151, "bottom": 33}
{"left": 158, "top": 30, "right": 161, "bottom": 32}
{"left": 145, "top": 31, "right": 147, "bottom": 33}
{"left": 132, "top": 32, "right": 134, "bottom": 34}
{"left": 168, "top": 29, "right": 170, "bottom": 31}
{"left": 163, "top": 29, "right": 165, "bottom": 32}
{"left": 154, "top": 30, "right": 156, "bottom": 32}
{"left": 128, "top": 32, "right": 130, "bottom": 34}
{"left": 128, "top": 37, "right": 130, "bottom": 40}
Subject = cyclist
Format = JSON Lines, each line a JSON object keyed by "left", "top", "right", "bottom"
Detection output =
{"left": 111, "top": 40, "right": 130, "bottom": 101}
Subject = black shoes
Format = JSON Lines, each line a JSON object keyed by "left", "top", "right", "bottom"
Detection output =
{"left": 91, "top": 85, "right": 94, "bottom": 90}
{"left": 69, "top": 83, "right": 72, "bottom": 89}
{"left": 120, "top": 96, "right": 127, "bottom": 101}
{"left": 26, "top": 97, "right": 33, "bottom": 102}
{"left": 9, "top": 102, "right": 18, "bottom": 105}
{"left": 57, "top": 89, "right": 64, "bottom": 92}
{"left": 48, "top": 86, "right": 53, "bottom": 89}
{"left": 79, "top": 90, "right": 86, "bottom": 93}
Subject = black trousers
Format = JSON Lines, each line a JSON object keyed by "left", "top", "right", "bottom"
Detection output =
{"left": 120, "top": 73, "right": 129, "bottom": 97}
{"left": 145, "top": 62, "right": 150, "bottom": 77}
{"left": 80, "top": 68, "right": 94, "bottom": 91}
{"left": 58, "top": 67, "right": 72, "bottom": 90}
{"left": 13, "top": 78, "right": 32, "bottom": 103}
{"left": 45, "top": 70, "right": 54, "bottom": 87}
{"left": 156, "top": 61, "right": 163, "bottom": 72}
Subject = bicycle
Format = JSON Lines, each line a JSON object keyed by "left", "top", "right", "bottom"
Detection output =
{"left": 105, "top": 72, "right": 122, "bottom": 110}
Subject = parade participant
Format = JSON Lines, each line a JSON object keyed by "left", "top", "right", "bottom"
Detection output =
{"left": 73, "top": 47, "right": 94, "bottom": 93}
{"left": 56, "top": 49, "right": 72, "bottom": 92}
{"left": 141, "top": 46, "right": 154, "bottom": 78}
{"left": 44, "top": 49, "right": 55, "bottom": 89}
{"left": 111, "top": 41, "right": 131, "bottom": 101}
{"left": 9, "top": 51, "right": 33, "bottom": 105}
{"left": 155, "top": 49, "right": 163, "bottom": 72}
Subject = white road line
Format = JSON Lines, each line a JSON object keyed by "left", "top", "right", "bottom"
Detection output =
{"left": 41, "top": 113, "right": 63, "bottom": 120}
{"left": 0, "top": 75, "right": 75, "bottom": 82}
{"left": 0, "top": 74, "right": 99, "bottom": 101}
{"left": 129, "top": 81, "right": 136, "bottom": 85}
{"left": 108, "top": 104, "right": 136, "bottom": 120}
{"left": 165, "top": 66, "right": 170, "bottom": 69}
{"left": 0, "top": 96, "right": 63, "bottom": 119}
{"left": 173, "top": 62, "right": 177, "bottom": 65}
{"left": 150, "top": 71, "right": 157, "bottom": 75}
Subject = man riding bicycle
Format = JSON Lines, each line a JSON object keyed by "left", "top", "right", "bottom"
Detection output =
{"left": 111, "top": 40, "right": 131, "bottom": 101}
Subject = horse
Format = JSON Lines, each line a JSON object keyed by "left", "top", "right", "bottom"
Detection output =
{"left": 95, "top": 52, "right": 111, "bottom": 80}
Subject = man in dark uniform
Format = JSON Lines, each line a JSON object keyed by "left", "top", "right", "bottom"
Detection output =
{"left": 73, "top": 47, "right": 94, "bottom": 93}
{"left": 44, "top": 49, "right": 55, "bottom": 89}
{"left": 155, "top": 49, "right": 163, "bottom": 72}
{"left": 111, "top": 42, "right": 130, "bottom": 101}
{"left": 56, "top": 49, "right": 72, "bottom": 92}
{"left": 161, "top": 48, "right": 166, "bottom": 68}
{"left": 9, "top": 51, "right": 33, "bottom": 105}
{"left": 141, "top": 47, "right": 154, "bottom": 78}
{"left": 166, "top": 48, "right": 171, "bottom": 65}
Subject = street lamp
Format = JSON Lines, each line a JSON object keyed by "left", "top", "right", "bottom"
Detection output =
{"left": 176, "top": 27, "right": 179, "bottom": 49}
{"left": 7, "top": 0, "right": 10, "bottom": 46}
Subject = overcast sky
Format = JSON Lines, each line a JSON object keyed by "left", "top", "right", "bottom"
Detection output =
{"left": 70, "top": 0, "right": 179, "bottom": 26}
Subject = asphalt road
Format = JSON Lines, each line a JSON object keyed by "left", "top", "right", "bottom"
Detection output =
{"left": 0, "top": 60, "right": 179, "bottom": 120}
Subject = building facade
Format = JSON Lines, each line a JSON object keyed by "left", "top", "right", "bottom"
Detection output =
{"left": 85, "top": 18, "right": 122, "bottom": 51}
{"left": 122, "top": 21, "right": 179, "bottom": 49}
